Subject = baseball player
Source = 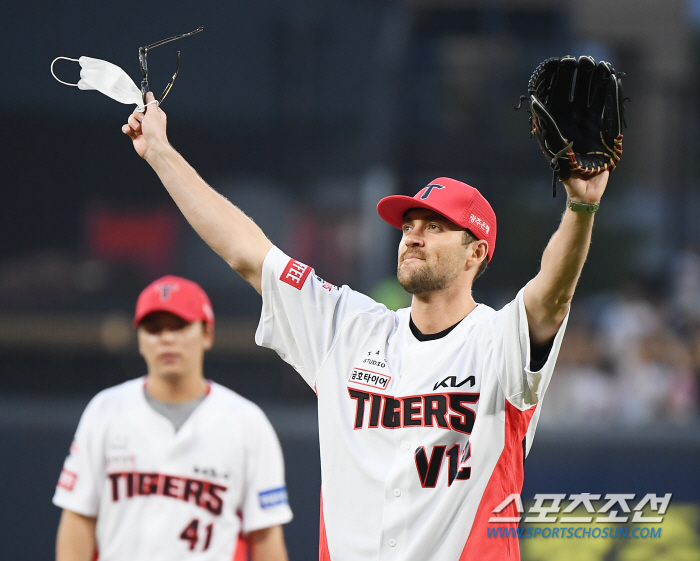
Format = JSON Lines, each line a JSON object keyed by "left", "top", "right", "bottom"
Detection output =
{"left": 53, "top": 275, "right": 293, "bottom": 561}
{"left": 121, "top": 88, "right": 609, "bottom": 560}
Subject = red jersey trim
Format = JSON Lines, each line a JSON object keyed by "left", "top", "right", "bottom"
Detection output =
{"left": 319, "top": 490, "right": 332, "bottom": 561}
{"left": 458, "top": 400, "right": 536, "bottom": 561}
{"left": 232, "top": 534, "right": 248, "bottom": 561}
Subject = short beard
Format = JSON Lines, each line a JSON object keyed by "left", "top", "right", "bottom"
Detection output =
{"left": 397, "top": 258, "right": 461, "bottom": 295}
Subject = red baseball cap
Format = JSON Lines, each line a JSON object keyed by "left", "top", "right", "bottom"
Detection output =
{"left": 376, "top": 177, "right": 497, "bottom": 261}
{"left": 133, "top": 275, "right": 215, "bottom": 327}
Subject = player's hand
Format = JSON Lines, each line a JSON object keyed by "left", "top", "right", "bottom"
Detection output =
{"left": 121, "top": 92, "right": 169, "bottom": 161}
{"left": 562, "top": 169, "right": 609, "bottom": 204}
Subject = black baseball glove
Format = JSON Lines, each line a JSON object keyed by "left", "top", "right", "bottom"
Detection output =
{"left": 519, "top": 55, "right": 626, "bottom": 196}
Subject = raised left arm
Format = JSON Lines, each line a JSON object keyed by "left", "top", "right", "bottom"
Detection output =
{"left": 524, "top": 170, "right": 609, "bottom": 344}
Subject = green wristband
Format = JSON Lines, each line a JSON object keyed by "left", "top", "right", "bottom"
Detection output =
{"left": 566, "top": 197, "right": 600, "bottom": 213}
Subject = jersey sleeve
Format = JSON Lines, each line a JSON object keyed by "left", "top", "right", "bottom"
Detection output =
{"left": 255, "top": 246, "right": 387, "bottom": 388}
{"left": 52, "top": 396, "right": 106, "bottom": 517}
{"left": 487, "top": 285, "right": 569, "bottom": 411}
{"left": 239, "top": 408, "right": 293, "bottom": 533}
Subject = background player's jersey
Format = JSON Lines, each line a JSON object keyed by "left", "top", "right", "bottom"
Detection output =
{"left": 256, "top": 247, "right": 568, "bottom": 561}
{"left": 53, "top": 378, "right": 293, "bottom": 561}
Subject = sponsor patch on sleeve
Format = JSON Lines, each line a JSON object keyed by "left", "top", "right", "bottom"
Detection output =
{"left": 315, "top": 275, "right": 338, "bottom": 293}
{"left": 58, "top": 468, "right": 78, "bottom": 491}
{"left": 280, "top": 259, "right": 312, "bottom": 290}
{"left": 258, "top": 486, "right": 289, "bottom": 509}
{"left": 348, "top": 368, "right": 391, "bottom": 391}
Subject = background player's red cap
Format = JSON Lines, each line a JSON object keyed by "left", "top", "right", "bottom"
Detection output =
{"left": 133, "top": 275, "right": 215, "bottom": 328}
{"left": 376, "top": 177, "right": 497, "bottom": 261}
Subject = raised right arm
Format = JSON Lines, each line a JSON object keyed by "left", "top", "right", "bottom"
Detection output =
{"left": 122, "top": 92, "right": 272, "bottom": 293}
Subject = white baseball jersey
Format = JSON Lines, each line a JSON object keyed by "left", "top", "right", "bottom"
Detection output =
{"left": 53, "top": 378, "right": 293, "bottom": 561}
{"left": 255, "top": 247, "right": 568, "bottom": 561}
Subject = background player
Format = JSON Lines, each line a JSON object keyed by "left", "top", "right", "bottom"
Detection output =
{"left": 121, "top": 92, "right": 607, "bottom": 560}
{"left": 53, "top": 275, "right": 293, "bottom": 561}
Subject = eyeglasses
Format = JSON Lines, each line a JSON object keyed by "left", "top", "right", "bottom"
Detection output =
{"left": 139, "top": 27, "right": 203, "bottom": 105}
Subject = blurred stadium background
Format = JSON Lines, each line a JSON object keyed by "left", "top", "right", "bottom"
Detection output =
{"left": 2, "top": 0, "right": 700, "bottom": 559}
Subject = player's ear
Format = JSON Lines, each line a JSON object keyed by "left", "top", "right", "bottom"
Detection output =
{"left": 136, "top": 326, "right": 147, "bottom": 358}
{"left": 202, "top": 322, "right": 214, "bottom": 351}
{"left": 465, "top": 240, "right": 488, "bottom": 271}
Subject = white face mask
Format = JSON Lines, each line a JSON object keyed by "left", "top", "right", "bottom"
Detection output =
{"left": 51, "top": 56, "right": 157, "bottom": 111}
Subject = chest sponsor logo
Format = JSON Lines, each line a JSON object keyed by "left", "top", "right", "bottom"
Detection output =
{"left": 108, "top": 471, "right": 227, "bottom": 516}
{"left": 106, "top": 453, "right": 136, "bottom": 471}
{"left": 348, "top": 368, "right": 391, "bottom": 391}
{"left": 193, "top": 465, "right": 230, "bottom": 480}
{"left": 259, "top": 486, "right": 289, "bottom": 509}
{"left": 348, "top": 389, "right": 479, "bottom": 433}
{"left": 107, "top": 435, "right": 129, "bottom": 450}
{"left": 360, "top": 349, "right": 388, "bottom": 369}
{"left": 280, "top": 258, "right": 312, "bottom": 290}
{"left": 433, "top": 375, "right": 476, "bottom": 391}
